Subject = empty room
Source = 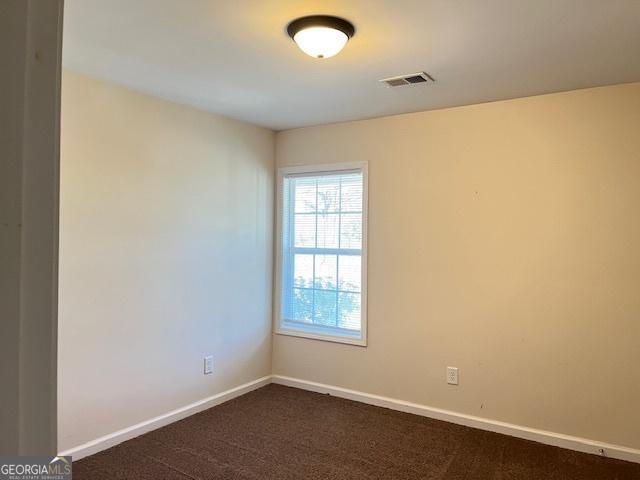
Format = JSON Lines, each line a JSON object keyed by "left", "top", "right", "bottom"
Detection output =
{"left": 2, "top": 1, "right": 640, "bottom": 479}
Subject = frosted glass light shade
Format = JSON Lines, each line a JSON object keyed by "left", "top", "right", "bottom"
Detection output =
{"left": 287, "top": 15, "right": 355, "bottom": 59}
{"left": 293, "top": 27, "right": 349, "bottom": 59}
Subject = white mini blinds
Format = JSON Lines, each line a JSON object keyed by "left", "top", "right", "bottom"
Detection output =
{"left": 276, "top": 163, "right": 367, "bottom": 345}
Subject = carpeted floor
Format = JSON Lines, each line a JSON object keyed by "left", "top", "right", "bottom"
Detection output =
{"left": 73, "top": 384, "right": 639, "bottom": 479}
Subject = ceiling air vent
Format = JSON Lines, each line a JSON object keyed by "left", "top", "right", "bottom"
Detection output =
{"left": 380, "top": 71, "right": 434, "bottom": 87}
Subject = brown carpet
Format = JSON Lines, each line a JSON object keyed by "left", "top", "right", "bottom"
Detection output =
{"left": 73, "top": 384, "right": 639, "bottom": 479}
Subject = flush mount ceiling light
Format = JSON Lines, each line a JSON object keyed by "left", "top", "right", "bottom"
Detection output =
{"left": 287, "top": 15, "right": 355, "bottom": 59}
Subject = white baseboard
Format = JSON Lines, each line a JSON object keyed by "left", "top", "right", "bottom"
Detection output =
{"left": 58, "top": 375, "right": 271, "bottom": 461}
{"left": 60, "top": 374, "right": 640, "bottom": 465}
{"left": 272, "top": 375, "right": 640, "bottom": 464}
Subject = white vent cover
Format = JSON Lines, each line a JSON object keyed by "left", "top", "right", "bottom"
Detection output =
{"left": 380, "top": 71, "right": 434, "bottom": 87}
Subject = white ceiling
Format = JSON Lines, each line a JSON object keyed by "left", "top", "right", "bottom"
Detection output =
{"left": 63, "top": 0, "right": 640, "bottom": 130}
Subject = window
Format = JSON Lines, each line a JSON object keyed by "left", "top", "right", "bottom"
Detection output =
{"left": 275, "top": 162, "right": 367, "bottom": 345}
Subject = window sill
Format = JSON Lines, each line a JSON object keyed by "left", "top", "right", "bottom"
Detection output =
{"left": 275, "top": 325, "right": 367, "bottom": 347}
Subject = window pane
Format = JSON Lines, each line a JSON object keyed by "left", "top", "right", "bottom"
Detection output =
{"left": 293, "top": 254, "right": 313, "bottom": 288}
{"left": 341, "top": 173, "right": 363, "bottom": 212}
{"left": 317, "top": 176, "right": 340, "bottom": 213}
{"left": 281, "top": 167, "right": 365, "bottom": 342}
{"left": 338, "top": 255, "right": 360, "bottom": 292}
{"left": 291, "top": 288, "right": 313, "bottom": 323}
{"left": 338, "top": 292, "right": 361, "bottom": 330}
{"left": 340, "top": 213, "right": 361, "bottom": 249}
{"left": 314, "top": 254, "right": 337, "bottom": 290}
{"left": 294, "top": 177, "right": 316, "bottom": 213}
{"left": 314, "top": 289, "right": 337, "bottom": 327}
{"left": 294, "top": 214, "right": 315, "bottom": 247}
{"left": 317, "top": 213, "right": 339, "bottom": 248}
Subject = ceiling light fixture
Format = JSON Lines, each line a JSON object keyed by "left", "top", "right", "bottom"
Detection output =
{"left": 287, "top": 15, "right": 355, "bottom": 59}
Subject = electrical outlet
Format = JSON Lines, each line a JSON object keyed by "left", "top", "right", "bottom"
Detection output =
{"left": 204, "top": 355, "right": 213, "bottom": 375}
{"left": 447, "top": 367, "right": 459, "bottom": 385}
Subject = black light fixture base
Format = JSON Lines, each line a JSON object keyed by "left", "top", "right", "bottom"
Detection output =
{"left": 286, "top": 15, "right": 356, "bottom": 39}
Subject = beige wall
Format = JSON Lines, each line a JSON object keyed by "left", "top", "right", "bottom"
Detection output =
{"left": 274, "top": 82, "right": 640, "bottom": 450}
{"left": 58, "top": 71, "right": 274, "bottom": 451}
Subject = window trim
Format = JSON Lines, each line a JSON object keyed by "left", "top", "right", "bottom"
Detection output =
{"left": 274, "top": 162, "right": 368, "bottom": 347}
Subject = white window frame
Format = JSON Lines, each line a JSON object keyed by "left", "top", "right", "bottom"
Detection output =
{"left": 274, "top": 162, "right": 368, "bottom": 346}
